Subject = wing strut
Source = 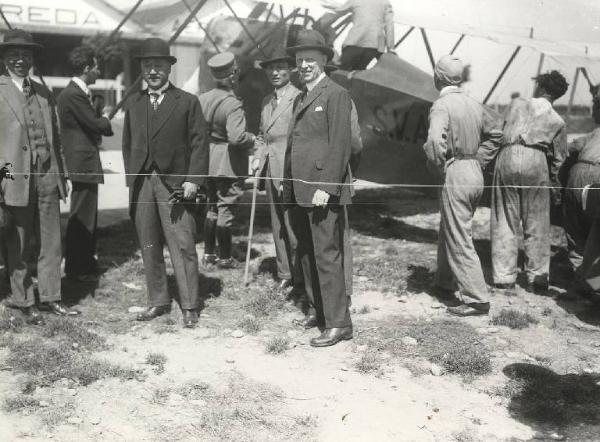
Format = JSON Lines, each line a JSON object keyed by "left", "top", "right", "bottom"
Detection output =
{"left": 394, "top": 26, "right": 414, "bottom": 49}
{"left": 483, "top": 46, "right": 521, "bottom": 104}
{"left": 182, "top": 0, "right": 220, "bottom": 53}
{"left": 223, "top": 0, "right": 268, "bottom": 58}
{"left": 450, "top": 34, "right": 465, "bottom": 55}
{"left": 420, "top": 28, "right": 435, "bottom": 70}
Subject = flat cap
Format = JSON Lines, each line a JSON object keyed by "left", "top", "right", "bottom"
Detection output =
{"left": 434, "top": 54, "right": 464, "bottom": 87}
{"left": 207, "top": 52, "right": 237, "bottom": 79}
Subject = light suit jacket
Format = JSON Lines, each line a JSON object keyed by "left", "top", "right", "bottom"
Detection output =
{"left": 0, "top": 75, "right": 68, "bottom": 207}
{"left": 256, "top": 83, "right": 301, "bottom": 190}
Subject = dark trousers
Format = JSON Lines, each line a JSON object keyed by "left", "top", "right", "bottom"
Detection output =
{"left": 131, "top": 173, "right": 199, "bottom": 310}
{"left": 290, "top": 204, "right": 351, "bottom": 329}
{"left": 340, "top": 46, "right": 381, "bottom": 71}
{"left": 65, "top": 182, "right": 98, "bottom": 276}
{"left": 1, "top": 160, "right": 62, "bottom": 307}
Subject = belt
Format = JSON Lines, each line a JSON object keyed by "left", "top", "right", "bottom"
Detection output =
{"left": 505, "top": 143, "right": 546, "bottom": 153}
{"left": 577, "top": 159, "right": 600, "bottom": 166}
{"left": 453, "top": 153, "right": 478, "bottom": 160}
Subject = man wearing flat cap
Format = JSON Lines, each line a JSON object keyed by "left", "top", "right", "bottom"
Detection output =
{"left": 253, "top": 49, "right": 302, "bottom": 292}
{"left": 0, "top": 29, "right": 76, "bottom": 323}
{"left": 285, "top": 29, "right": 354, "bottom": 347}
{"left": 199, "top": 52, "right": 255, "bottom": 269}
{"left": 424, "top": 54, "right": 502, "bottom": 317}
{"left": 491, "top": 71, "right": 568, "bottom": 295}
{"left": 122, "top": 38, "right": 209, "bottom": 328}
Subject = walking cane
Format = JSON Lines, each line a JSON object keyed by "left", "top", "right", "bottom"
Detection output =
{"left": 243, "top": 170, "right": 260, "bottom": 286}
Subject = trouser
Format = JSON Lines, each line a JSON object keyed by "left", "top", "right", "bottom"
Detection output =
{"left": 434, "top": 160, "right": 489, "bottom": 304}
{"left": 563, "top": 163, "right": 600, "bottom": 272}
{"left": 65, "top": 182, "right": 98, "bottom": 276}
{"left": 131, "top": 173, "right": 199, "bottom": 310}
{"left": 1, "top": 159, "right": 62, "bottom": 307}
{"left": 339, "top": 46, "right": 382, "bottom": 71}
{"left": 581, "top": 219, "right": 600, "bottom": 291}
{"left": 204, "top": 177, "right": 244, "bottom": 259}
{"left": 491, "top": 144, "right": 550, "bottom": 286}
{"left": 290, "top": 204, "right": 351, "bottom": 329}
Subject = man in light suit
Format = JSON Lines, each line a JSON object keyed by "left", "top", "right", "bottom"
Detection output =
{"left": 0, "top": 29, "right": 76, "bottom": 323}
{"left": 253, "top": 49, "right": 301, "bottom": 291}
{"left": 58, "top": 46, "right": 113, "bottom": 282}
{"left": 122, "top": 38, "right": 209, "bottom": 328}
{"left": 285, "top": 30, "right": 354, "bottom": 347}
{"left": 322, "top": 0, "right": 395, "bottom": 70}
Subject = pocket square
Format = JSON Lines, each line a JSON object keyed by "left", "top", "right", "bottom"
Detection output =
{"left": 314, "top": 106, "right": 323, "bottom": 112}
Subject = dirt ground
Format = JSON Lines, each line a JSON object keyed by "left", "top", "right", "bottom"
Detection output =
{"left": 1, "top": 185, "right": 600, "bottom": 442}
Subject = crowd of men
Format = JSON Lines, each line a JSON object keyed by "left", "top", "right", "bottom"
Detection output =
{"left": 1, "top": 10, "right": 599, "bottom": 349}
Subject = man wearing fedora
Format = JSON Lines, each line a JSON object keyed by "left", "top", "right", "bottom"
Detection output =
{"left": 284, "top": 30, "right": 354, "bottom": 347}
{"left": 0, "top": 29, "right": 76, "bottom": 323}
{"left": 253, "top": 49, "right": 302, "bottom": 291}
{"left": 122, "top": 38, "right": 209, "bottom": 328}
{"left": 199, "top": 52, "right": 255, "bottom": 269}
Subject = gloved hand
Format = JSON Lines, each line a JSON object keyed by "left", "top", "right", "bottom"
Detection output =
{"left": 168, "top": 187, "right": 184, "bottom": 205}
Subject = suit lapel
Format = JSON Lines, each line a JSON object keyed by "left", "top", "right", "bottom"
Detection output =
{"left": 294, "top": 77, "right": 328, "bottom": 119}
{"left": 263, "top": 92, "right": 273, "bottom": 131}
{"left": 0, "top": 77, "right": 27, "bottom": 128}
{"left": 266, "top": 90, "right": 295, "bottom": 132}
{"left": 151, "top": 87, "right": 180, "bottom": 139}
{"left": 32, "top": 83, "right": 54, "bottom": 147}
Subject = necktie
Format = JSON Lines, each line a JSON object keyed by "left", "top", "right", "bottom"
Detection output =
{"left": 22, "top": 78, "right": 32, "bottom": 98}
{"left": 149, "top": 92, "right": 160, "bottom": 111}
{"left": 271, "top": 95, "right": 278, "bottom": 111}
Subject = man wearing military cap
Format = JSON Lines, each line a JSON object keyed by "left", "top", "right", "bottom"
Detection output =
{"left": 122, "top": 37, "right": 209, "bottom": 328}
{"left": 0, "top": 29, "right": 75, "bottom": 323}
{"left": 284, "top": 29, "right": 354, "bottom": 347}
{"left": 199, "top": 52, "right": 255, "bottom": 269}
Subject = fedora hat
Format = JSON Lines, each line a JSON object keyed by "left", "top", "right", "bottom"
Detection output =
{"left": 259, "top": 47, "right": 295, "bottom": 69}
{"left": 0, "top": 29, "right": 43, "bottom": 54}
{"left": 135, "top": 38, "right": 177, "bottom": 64}
{"left": 286, "top": 29, "right": 334, "bottom": 61}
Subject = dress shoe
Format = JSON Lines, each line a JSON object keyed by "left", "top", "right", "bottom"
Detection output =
{"left": 182, "top": 309, "right": 198, "bottom": 328}
{"left": 447, "top": 303, "right": 489, "bottom": 317}
{"left": 278, "top": 279, "right": 293, "bottom": 291}
{"left": 21, "top": 306, "right": 45, "bottom": 325}
{"left": 40, "top": 302, "right": 81, "bottom": 316}
{"left": 292, "top": 315, "right": 318, "bottom": 329}
{"left": 310, "top": 326, "right": 353, "bottom": 347}
{"left": 527, "top": 282, "right": 549, "bottom": 296}
{"left": 202, "top": 254, "right": 217, "bottom": 266}
{"left": 216, "top": 257, "right": 237, "bottom": 269}
{"left": 136, "top": 305, "right": 171, "bottom": 321}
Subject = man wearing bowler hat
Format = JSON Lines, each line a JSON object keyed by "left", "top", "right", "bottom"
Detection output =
{"left": 199, "top": 52, "right": 255, "bottom": 269}
{"left": 253, "top": 49, "right": 301, "bottom": 291}
{"left": 0, "top": 29, "right": 76, "bottom": 323}
{"left": 285, "top": 30, "right": 354, "bottom": 347}
{"left": 122, "top": 38, "right": 209, "bottom": 328}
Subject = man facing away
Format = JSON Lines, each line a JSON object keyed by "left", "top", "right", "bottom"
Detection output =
{"left": 284, "top": 30, "right": 354, "bottom": 347}
{"left": 58, "top": 46, "right": 113, "bottom": 282}
{"left": 199, "top": 52, "right": 255, "bottom": 269}
{"left": 122, "top": 38, "right": 209, "bottom": 328}
{"left": 491, "top": 71, "right": 568, "bottom": 295}
{"left": 423, "top": 54, "right": 502, "bottom": 317}
{"left": 0, "top": 29, "right": 78, "bottom": 323}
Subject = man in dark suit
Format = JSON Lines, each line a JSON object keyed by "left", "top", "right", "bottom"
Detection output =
{"left": 0, "top": 29, "right": 77, "bottom": 323}
{"left": 122, "top": 38, "right": 209, "bottom": 328}
{"left": 285, "top": 30, "right": 354, "bottom": 347}
{"left": 58, "top": 46, "right": 113, "bottom": 282}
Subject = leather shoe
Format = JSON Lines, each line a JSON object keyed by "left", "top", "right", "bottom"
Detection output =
{"left": 292, "top": 314, "right": 318, "bottom": 329}
{"left": 21, "top": 306, "right": 45, "bottom": 325}
{"left": 278, "top": 279, "right": 293, "bottom": 291}
{"left": 136, "top": 305, "right": 171, "bottom": 321}
{"left": 182, "top": 309, "right": 198, "bottom": 328}
{"left": 310, "top": 326, "right": 353, "bottom": 347}
{"left": 216, "top": 258, "right": 237, "bottom": 269}
{"left": 41, "top": 302, "right": 81, "bottom": 316}
{"left": 447, "top": 303, "right": 489, "bottom": 317}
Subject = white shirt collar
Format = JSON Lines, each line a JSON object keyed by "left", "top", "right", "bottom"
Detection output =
{"left": 306, "top": 72, "right": 326, "bottom": 92}
{"left": 147, "top": 81, "right": 171, "bottom": 96}
{"left": 72, "top": 77, "right": 90, "bottom": 96}
{"left": 8, "top": 69, "right": 29, "bottom": 93}
{"left": 440, "top": 85, "right": 461, "bottom": 97}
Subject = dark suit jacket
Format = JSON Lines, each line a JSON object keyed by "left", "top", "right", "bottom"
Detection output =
{"left": 57, "top": 81, "right": 113, "bottom": 184}
{"left": 285, "top": 76, "right": 353, "bottom": 207}
{"left": 0, "top": 75, "right": 68, "bottom": 206}
{"left": 122, "top": 84, "right": 209, "bottom": 189}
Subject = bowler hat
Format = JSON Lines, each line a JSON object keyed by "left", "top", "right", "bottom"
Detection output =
{"left": 259, "top": 47, "right": 295, "bottom": 69}
{"left": 207, "top": 52, "right": 238, "bottom": 79}
{"left": 0, "top": 29, "right": 43, "bottom": 54}
{"left": 286, "top": 30, "right": 334, "bottom": 61}
{"left": 135, "top": 38, "right": 177, "bottom": 64}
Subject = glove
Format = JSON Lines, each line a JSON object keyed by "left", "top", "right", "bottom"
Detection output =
{"left": 168, "top": 187, "right": 184, "bottom": 205}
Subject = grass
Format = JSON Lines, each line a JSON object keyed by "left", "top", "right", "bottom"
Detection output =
{"left": 243, "top": 285, "right": 286, "bottom": 318}
{"left": 265, "top": 336, "right": 290, "bottom": 355}
{"left": 3, "top": 395, "right": 40, "bottom": 412}
{"left": 0, "top": 307, "right": 25, "bottom": 332}
{"left": 492, "top": 309, "right": 539, "bottom": 330}
{"left": 41, "top": 317, "right": 108, "bottom": 351}
{"left": 237, "top": 315, "right": 262, "bottom": 335}
{"left": 355, "top": 352, "right": 384, "bottom": 376}
{"left": 356, "top": 305, "right": 372, "bottom": 314}
{"left": 145, "top": 352, "right": 168, "bottom": 374}
{"left": 356, "top": 317, "right": 492, "bottom": 377}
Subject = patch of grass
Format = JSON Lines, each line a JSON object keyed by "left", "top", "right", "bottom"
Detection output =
{"left": 355, "top": 352, "right": 383, "bottom": 376}
{"left": 243, "top": 286, "right": 285, "bottom": 318}
{"left": 6, "top": 338, "right": 143, "bottom": 387}
{"left": 237, "top": 315, "right": 262, "bottom": 335}
{"left": 41, "top": 318, "right": 107, "bottom": 351}
{"left": 145, "top": 352, "right": 167, "bottom": 374}
{"left": 356, "top": 305, "right": 372, "bottom": 314}
{"left": 41, "top": 401, "right": 75, "bottom": 428}
{"left": 356, "top": 317, "right": 492, "bottom": 377}
{"left": 492, "top": 309, "right": 539, "bottom": 330}
{"left": 265, "top": 336, "right": 290, "bottom": 355}
{"left": 0, "top": 307, "right": 25, "bottom": 333}
{"left": 3, "top": 395, "right": 40, "bottom": 412}
{"left": 151, "top": 387, "right": 171, "bottom": 405}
